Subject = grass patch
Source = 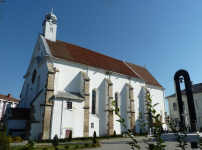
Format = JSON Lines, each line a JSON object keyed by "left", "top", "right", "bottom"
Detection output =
{"left": 11, "top": 144, "right": 101, "bottom": 150}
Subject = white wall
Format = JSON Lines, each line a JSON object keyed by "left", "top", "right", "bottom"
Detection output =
{"left": 167, "top": 92, "right": 202, "bottom": 129}
{"left": 146, "top": 84, "right": 166, "bottom": 129}
{"left": 51, "top": 98, "right": 84, "bottom": 139}
{"left": 30, "top": 90, "right": 46, "bottom": 140}
{"left": 7, "top": 120, "right": 27, "bottom": 137}
{"left": 89, "top": 113, "right": 99, "bottom": 137}
{"left": 52, "top": 58, "right": 165, "bottom": 136}
{"left": 18, "top": 36, "right": 48, "bottom": 109}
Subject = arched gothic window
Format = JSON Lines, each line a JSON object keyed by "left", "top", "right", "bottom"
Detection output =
{"left": 50, "top": 27, "right": 53, "bottom": 33}
{"left": 36, "top": 76, "right": 40, "bottom": 95}
{"left": 115, "top": 93, "right": 118, "bottom": 114}
{"left": 92, "top": 90, "right": 96, "bottom": 114}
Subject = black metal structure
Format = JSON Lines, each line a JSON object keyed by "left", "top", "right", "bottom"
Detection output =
{"left": 174, "top": 69, "right": 197, "bottom": 131}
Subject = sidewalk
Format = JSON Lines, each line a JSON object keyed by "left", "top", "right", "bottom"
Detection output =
{"left": 11, "top": 136, "right": 194, "bottom": 150}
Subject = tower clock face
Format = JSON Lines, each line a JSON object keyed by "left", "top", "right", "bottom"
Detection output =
{"left": 32, "top": 69, "right": 37, "bottom": 84}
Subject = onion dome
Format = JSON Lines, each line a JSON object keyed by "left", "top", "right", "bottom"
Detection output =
{"left": 45, "top": 5, "right": 57, "bottom": 22}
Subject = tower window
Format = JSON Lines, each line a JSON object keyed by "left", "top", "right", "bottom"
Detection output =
{"left": 92, "top": 90, "right": 96, "bottom": 114}
{"left": 67, "top": 101, "right": 72, "bottom": 109}
{"left": 50, "top": 27, "right": 53, "bottom": 33}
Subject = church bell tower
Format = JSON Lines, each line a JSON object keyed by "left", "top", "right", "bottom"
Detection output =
{"left": 42, "top": 5, "right": 58, "bottom": 42}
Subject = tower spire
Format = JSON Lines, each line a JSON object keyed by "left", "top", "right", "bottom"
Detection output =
{"left": 51, "top": 4, "right": 54, "bottom": 14}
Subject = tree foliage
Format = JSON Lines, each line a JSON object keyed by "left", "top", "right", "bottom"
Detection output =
{"left": 0, "top": 133, "right": 11, "bottom": 150}
{"left": 3, "top": 123, "right": 7, "bottom": 134}
{"left": 93, "top": 131, "right": 97, "bottom": 144}
{"left": 68, "top": 130, "right": 72, "bottom": 142}
{"left": 52, "top": 134, "right": 59, "bottom": 147}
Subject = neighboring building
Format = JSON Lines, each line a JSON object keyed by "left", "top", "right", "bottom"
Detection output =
{"left": 0, "top": 93, "right": 19, "bottom": 120}
{"left": 166, "top": 82, "right": 202, "bottom": 129}
{"left": 5, "top": 7, "right": 166, "bottom": 140}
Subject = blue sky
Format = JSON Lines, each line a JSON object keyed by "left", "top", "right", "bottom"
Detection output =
{"left": 1, "top": 0, "right": 202, "bottom": 113}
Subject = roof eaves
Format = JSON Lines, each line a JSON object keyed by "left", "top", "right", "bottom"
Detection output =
{"left": 51, "top": 56, "right": 140, "bottom": 80}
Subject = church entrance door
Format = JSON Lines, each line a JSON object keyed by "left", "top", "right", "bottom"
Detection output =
{"left": 65, "top": 130, "right": 70, "bottom": 138}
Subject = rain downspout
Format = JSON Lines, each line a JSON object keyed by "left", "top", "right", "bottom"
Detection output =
{"left": 60, "top": 99, "right": 64, "bottom": 138}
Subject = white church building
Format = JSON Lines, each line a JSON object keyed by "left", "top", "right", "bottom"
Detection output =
{"left": 5, "top": 8, "right": 166, "bottom": 140}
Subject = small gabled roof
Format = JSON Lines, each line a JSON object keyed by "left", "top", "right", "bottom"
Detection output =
{"left": 125, "top": 62, "right": 163, "bottom": 87}
{"left": 166, "top": 83, "right": 202, "bottom": 98}
{"left": 55, "top": 91, "right": 84, "bottom": 101}
{"left": 0, "top": 94, "right": 20, "bottom": 103}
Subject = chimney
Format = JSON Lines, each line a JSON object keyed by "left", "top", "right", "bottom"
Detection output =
{"left": 8, "top": 94, "right": 12, "bottom": 98}
{"left": 191, "top": 81, "right": 193, "bottom": 86}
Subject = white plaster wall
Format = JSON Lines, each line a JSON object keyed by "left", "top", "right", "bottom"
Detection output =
{"left": 7, "top": 120, "right": 27, "bottom": 136}
{"left": 51, "top": 98, "right": 84, "bottom": 139}
{"left": 145, "top": 85, "right": 166, "bottom": 129}
{"left": 89, "top": 113, "right": 99, "bottom": 137}
{"left": 19, "top": 58, "right": 48, "bottom": 109}
{"left": 44, "top": 21, "right": 57, "bottom": 42}
{"left": 30, "top": 90, "right": 46, "bottom": 140}
{"left": 19, "top": 36, "right": 48, "bottom": 109}
{"left": 167, "top": 93, "right": 202, "bottom": 129}
{"left": 52, "top": 58, "right": 165, "bottom": 136}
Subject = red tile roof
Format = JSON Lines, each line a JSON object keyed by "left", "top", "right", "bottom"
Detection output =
{"left": 46, "top": 40, "right": 140, "bottom": 79}
{"left": 125, "top": 62, "right": 163, "bottom": 87}
{"left": 46, "top": 39, "right": 162, "bottom": 88}
{"left": 0, "top": 94, "right": 20, "bottom": 103}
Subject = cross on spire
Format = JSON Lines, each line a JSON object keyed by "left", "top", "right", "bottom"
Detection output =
{"left": 51, "top": 4, "right": 54, "bottom": 14}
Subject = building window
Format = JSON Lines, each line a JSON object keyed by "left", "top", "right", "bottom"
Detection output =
{"left": 115, "top": 93, "right": 118, "bottom": 114}
{"left": 92, "top": 90, "right": 96, "bottom": 114}
{"left": 175, "top": 118, "right": 179, "bottom": 125}
{"left": 173, "top": 102, "right": 177, "bottom": 111}
{"left": 67, "top": 101, "right": 72, "bottom": 109}
{"left": 50, "top": 27, "right": 53, "bottom": 33}
{"left": 91, "top": 123, "right": 94, "bottom": 128}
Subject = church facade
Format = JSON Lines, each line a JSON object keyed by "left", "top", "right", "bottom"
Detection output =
{"left": 8, "top": 8, "right": 166, "bottom": 140}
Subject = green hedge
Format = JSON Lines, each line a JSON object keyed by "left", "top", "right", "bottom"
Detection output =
{"left": 35, "top": 134, "right": 122, "bottom": 143}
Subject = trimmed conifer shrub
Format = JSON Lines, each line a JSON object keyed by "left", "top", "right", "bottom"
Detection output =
{"left": 65, "top": 145, "right": 69, "bottom": 150}
{"left": 113, "top": 130, "right": 116, "bottom": 137}
{"left": 52, "top": 134, "right": 59, "bottom": 147}
{"left": 3, "top": 123, "right": 7, "bottom": 134}
{"left": 93, "top": 131, "right": 97, "bottom": 144}
{"left": 68, "top": 130, "right": 72, "bottom": 142}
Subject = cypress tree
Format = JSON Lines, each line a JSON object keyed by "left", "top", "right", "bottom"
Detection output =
{"left": 3, "top": 123, "right": 7, "bottom": 134}
{"left": 93, "top": 131, "right": 97, "bottom": 144}
{"left": 113, "top": 130, "right": 116, "bottom": 137}
{"left": 52, "top": 134, "right": 59, "bottom": 147}
{"left": 68, "top": 130, "right": 72, "bottom": 142}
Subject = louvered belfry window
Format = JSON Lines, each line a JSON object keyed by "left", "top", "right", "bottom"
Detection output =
{"left": 67, "top": 101, "right": 72, "bottom": 109}
{"left": 92, "top": 90, "right": 96, "bottom": 114}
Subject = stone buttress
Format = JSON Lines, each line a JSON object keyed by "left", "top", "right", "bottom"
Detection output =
{"left": 126, "top": 83, "right": 135, "bottom": 132}
{"left": 81, "top": 71, "right": 90, "bottom": 137}
{"left": 105, "top": 78, "right": 114, "bottom": 135}
{"left": 41, "top": 63, "right": 57, "bottom": 139}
